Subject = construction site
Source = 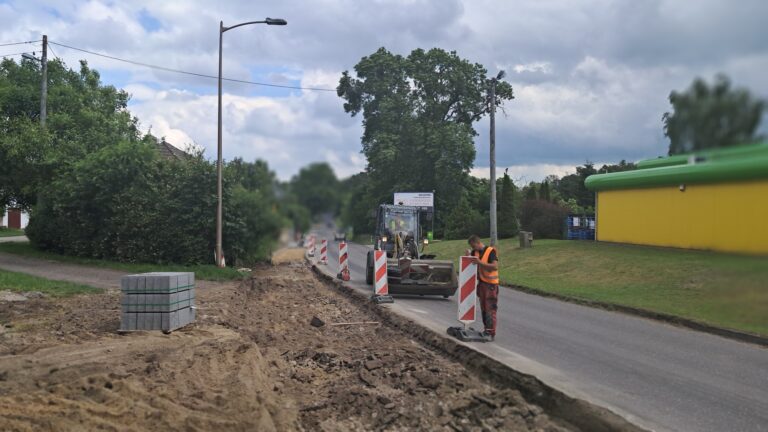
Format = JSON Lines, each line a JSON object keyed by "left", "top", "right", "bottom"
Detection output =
{"left": 0, "top": 251, "right": 610, "bottom": 432}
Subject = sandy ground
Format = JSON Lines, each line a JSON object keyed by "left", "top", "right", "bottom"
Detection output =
{"left": 0, "top": 260, "right": 571, "bottom": 431}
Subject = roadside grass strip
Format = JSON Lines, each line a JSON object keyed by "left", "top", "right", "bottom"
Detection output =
{"left": 0, "top": 228, "right": 24, "bottom": 238}
{"left": 0, "top": 243, "right": 244, "bottom": 281}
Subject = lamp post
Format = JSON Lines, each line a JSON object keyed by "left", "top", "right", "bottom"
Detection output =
{"left": 488, "top": 70, "right": 505, "bottom": 247}
{"left": 216, "top": 18, "right": 287, "bottom": 268}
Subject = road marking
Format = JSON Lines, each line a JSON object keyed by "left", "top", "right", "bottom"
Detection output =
{"left": 407, "top": 308, "right": 429, "bottom": 315}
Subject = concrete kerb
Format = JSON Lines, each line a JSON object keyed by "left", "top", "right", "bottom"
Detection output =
{"left": 309, "top": 261, "right": 647, "bottom": 432}
{"left": 506, "top": 282, "right": 768, "bottom": 349}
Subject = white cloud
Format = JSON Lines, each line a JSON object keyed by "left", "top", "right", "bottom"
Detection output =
{"left": 512, "top": 62, "right": 552, "bottom": 74}
{"left": 1, "top": 0, "right": 766, "bottom": 182}
{"left": 471, "top": 164, "right": 578, "bottom": 185}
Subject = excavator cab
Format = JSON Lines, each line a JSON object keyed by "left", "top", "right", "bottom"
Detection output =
{"left": 366, "top": 204, "right": 457, "bottom": 298}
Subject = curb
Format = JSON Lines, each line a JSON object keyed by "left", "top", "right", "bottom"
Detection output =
{"left": 505, "top": 282, "right": 768, "bottom": 348}
{"left": 310, "top": 262, "right": 648, "bottom": 432}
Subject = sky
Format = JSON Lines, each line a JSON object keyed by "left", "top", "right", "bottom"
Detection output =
{"left": 1, "top": 0, "right": 766, "bottom": 183}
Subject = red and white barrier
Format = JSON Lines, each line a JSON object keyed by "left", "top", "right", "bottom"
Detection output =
{"left": 307, "top": 235, "right": 316, "bottom": 257}
{"left": 319, "top": 239, "right": 328, "bottom": 264}
{"left": 374, "top": 250, "right": 388, "bottom": 296}
{"left": 337, "top": 241, "right": 350, "bottom": 281}
{"left": 457, "top": 256, "right": 478, "bottom": 324}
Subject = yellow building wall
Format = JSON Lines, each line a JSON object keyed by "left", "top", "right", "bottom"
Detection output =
{"left": 596, "top": 179, "right": 768, "bottom": 254}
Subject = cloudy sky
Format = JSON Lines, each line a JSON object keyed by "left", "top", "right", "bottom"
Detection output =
{"left": 1, "top": 0, "right": 766, "bottom": 182}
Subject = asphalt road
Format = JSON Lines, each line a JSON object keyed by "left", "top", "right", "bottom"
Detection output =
{"left": 315, "top": 230, "right": 768, "bottom": 432}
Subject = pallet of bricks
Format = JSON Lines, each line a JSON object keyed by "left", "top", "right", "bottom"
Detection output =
{"left": 120, "top": 272, "right": 196, "bottom": 332}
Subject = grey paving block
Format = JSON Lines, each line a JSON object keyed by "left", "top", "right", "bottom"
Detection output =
{"left": 119, "top": 272, "right": 196, "bottom": 331}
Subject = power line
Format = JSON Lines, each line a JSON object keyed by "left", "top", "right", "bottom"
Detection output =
{"left": 0, "top": 40, "right": 39, "bottom": 47}
{"left": 48, "top": 43, "right": 60, "bottom": 61}
{"left": 49, "top": 40, "right": 337, "bottom": 92}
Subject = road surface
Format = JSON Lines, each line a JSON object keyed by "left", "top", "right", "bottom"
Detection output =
{"left": 314, "top": 230, "right": 768, "bottom": 432}
{"left": 0, "top": 252, "right": 125, "bottom": 290}
{"left": 0, "top": 236, "right": 28, "bottom": 243}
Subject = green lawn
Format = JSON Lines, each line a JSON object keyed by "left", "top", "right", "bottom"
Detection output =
{"left": 0, "top": 268, "right": 100, "bottom": 297}
{"left": 0, "top": 228, "right": 25, "bottom": 237}
{"left": 0, "top": 243, "right": 244, "bottom": 281}
{"left": 428, "top": 239, "right": 768, "bottom": 336}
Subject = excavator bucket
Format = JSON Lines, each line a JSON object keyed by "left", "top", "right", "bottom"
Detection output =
{"left": 385, "top": 258, "right": 458, "bottom": 297}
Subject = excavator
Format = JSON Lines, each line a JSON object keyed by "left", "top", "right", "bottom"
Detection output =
{"left": 365, "top": 204, "right": 457, "bottom": 298}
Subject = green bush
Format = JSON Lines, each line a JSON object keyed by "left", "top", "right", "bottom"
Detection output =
{"left": 26, "top": 141, "right": 280, "bottom": 266}
{"left": 520, "top": 200, "right": 569, "bottom": 239}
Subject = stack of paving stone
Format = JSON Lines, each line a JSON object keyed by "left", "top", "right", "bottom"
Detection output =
{"left": 120, "top": 272, "right": 195, "bottom": 332}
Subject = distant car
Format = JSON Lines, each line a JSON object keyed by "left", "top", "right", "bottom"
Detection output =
{"left": 334, "top": 232, "right": 347, "bottom": 242}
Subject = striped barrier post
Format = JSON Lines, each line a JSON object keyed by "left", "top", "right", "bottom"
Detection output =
{"left": 307, "top": 235, "right": 316, "bottom": 257}
{"left": 457, "top": 256, "right": 477, "bottom": 323}
{"left": 446, "top": 256, "right": 486, "bottom": 342}
{"left": 337, "top": 241, "right": 350, "bottom": 281}
{"left": 319, "top": 239, "right": 328, "bottom": 264}
{"left": 371, "top": 250, "right": 394, "bottom": 304}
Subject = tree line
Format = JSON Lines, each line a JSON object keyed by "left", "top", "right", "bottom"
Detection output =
{"left": 0, "top": 57, "right": 315, "bottom": 266}
{"left": 3, "top": 49, "right": 763, "bottom": 259}
{"left": 333, "top": 48, "right": 765, "bottom": 241}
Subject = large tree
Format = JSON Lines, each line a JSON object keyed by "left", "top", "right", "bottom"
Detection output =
{"left": 663, "top": 75, "right": 765, "bottom": 155}
{"left": 0, "top": 58, "right": 144, "bottom": 210}
{"left": 289, "top": 162, "right": 340, "bottom": 216}
{"left": 337, "top": 47, "right": 513, "bottom": 234}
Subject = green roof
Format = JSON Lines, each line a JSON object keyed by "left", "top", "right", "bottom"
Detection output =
{"left": 585, "top": 142, "right": 768, "bottom": 191}
{"left": 636, "top": 142, "right": 768, "bottom": 170}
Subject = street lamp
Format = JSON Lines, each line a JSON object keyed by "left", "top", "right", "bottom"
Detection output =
{"left": 216, "top": 17, "right": 287, "bottom": 268}
{"left": 489, "top": 70, "right": 505, "bottom": 247}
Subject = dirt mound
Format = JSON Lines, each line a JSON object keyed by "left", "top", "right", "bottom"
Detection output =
{"left": 0, "top": 262, "right": 570, "bottom": 431}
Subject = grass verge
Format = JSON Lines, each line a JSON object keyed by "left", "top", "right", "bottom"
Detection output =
{"left": 350, "top": 233, "right": 373, "bottom": 245}
{"left": 428, "top": 238, "right": 768, "bottom": 336}
{"left": 0, "top": 242, "right": 244, "bottom": 281}
{"left": 0, "top": 228, "right": 24, "bottom": 238}
{"left": 0, "top": 268, "right": 100, "bottom": 297}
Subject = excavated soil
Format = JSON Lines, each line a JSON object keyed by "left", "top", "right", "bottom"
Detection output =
{"left": 0, "top": 261, "right": 571, "bottom": 431}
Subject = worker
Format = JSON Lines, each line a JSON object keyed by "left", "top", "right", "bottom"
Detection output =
{"left": 467, "top": 235, "right": 499, "bottom": 342}
{"left": 389, "top": 215, "right": 406, "bottom": 232}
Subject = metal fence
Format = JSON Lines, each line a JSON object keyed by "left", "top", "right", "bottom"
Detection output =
{"left": 565, "top": 215, "right": 595, "bottom": 240}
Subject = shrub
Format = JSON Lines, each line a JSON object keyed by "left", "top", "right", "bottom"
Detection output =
{"left": 26, "top": 141, "right": 280, "bottom": 266}
{"left": 520, "top": 200, "right": 569, "bottom": 239}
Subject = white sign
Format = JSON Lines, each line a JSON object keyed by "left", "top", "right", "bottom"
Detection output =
{"left": 394, "top": 192, "right": 434, "bottom": 208}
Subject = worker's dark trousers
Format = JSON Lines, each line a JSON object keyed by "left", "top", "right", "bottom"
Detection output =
{"left": 477, "top": 281, "right": 498, "bottom": 336}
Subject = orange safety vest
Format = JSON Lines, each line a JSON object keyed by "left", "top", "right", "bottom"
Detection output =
{"left": 473, "top": 246, "right": 499, "bottom": 284}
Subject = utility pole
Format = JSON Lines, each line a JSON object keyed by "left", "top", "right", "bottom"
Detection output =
{"left": 488, "top": 70, "right": 505, "bottom": 247}
{"left": 216, "top": 22, "right": 224, "bottom": 268}
{"left": 40, "top": 35, "right": 48, "bottom": 127}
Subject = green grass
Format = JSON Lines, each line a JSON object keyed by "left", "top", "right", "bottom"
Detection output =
{"left": 0, "top": 243, "right": 244, "bottom": 281}
{"left": 0, "top": 268, "right": 100, "bottom": 297}
{"left": 350, "top": 233, "right": 373, "bottom": 245}
{"left": 428, "top": 238, "right": 768, "bottom": 336}
{"left": 0, "top": 227, "right": 25, "bottom": 237}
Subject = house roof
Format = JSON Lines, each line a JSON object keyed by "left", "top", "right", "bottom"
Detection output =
{"left": 155, "top": 139, "right": 190, "bottom": 161}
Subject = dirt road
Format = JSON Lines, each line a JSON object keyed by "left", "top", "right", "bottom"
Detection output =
{"left": 0, "top": 261, "right": 570, "bottom": 431}
{"left": 0, "top": 252, "right": 125, "bottom": 290}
